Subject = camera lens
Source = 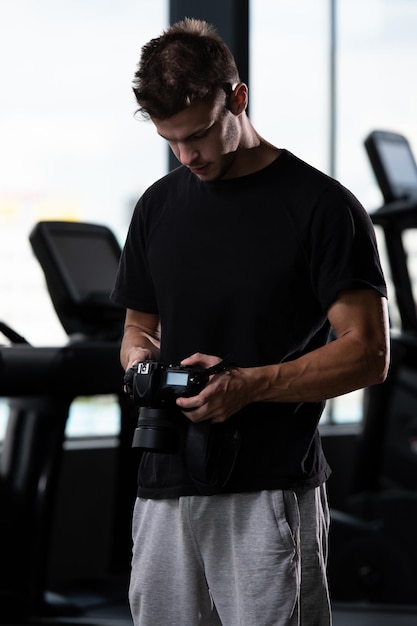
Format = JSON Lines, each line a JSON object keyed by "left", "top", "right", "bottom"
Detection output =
{"left": 132, "top": 407, "right": 179, "bottom": 453}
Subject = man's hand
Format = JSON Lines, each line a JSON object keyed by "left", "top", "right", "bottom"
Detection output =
{"left": 176, "top": 352, "right": 251, "bottom": 424}
{"left": 125, "top": 347, "right": 153, "bottom": 371}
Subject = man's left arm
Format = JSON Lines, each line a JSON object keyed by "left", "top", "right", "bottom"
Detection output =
{"left": 176, "top": 289, "right": 390, "bottom": 423}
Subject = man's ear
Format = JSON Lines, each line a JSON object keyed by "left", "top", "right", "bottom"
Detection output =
{"left": 229, "top": 83, "right": 248, "bottom": 115}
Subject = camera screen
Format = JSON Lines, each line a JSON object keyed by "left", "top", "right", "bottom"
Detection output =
{"left": 165, "top": 371, "right": 189, "bottom": 387}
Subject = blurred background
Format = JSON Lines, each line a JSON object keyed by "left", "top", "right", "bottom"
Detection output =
{"left": 1, "top": 2, "right": 417, "bottom": 624}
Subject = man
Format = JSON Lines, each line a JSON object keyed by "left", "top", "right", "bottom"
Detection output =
{"left": 111, "top": 18, "right": 389, "bottom": 626}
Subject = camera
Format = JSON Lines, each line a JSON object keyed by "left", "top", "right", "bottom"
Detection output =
{"left": 124, "top": 361, "right": 209, "bottom": 453}
{"left": 124, "top": 357, "right": 241, "bottom": 492}
{"left": 124, "top": 360, "right": 209, "bottom": 407}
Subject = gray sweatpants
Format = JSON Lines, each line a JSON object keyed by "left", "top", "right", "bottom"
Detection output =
{"left": 129, "top": 486, "right": 331, "bottom": 626}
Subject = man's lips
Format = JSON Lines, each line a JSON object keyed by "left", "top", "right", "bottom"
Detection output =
{"left": 190, "top": 164, "right": 209, "bottom": 175}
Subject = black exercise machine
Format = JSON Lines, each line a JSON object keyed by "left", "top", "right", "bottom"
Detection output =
{"left": 328, "top": 130, "right": 417, "bottom": 605}
{"left": 0, "top": 222, "right": 135, "bottom": 623}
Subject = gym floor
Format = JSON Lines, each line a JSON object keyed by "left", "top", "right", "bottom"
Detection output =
{"left": 332, "top": 603, "right": 417, "bottom": 625}
{"left": 10, "top": 602, "right": 417, "bottom": 626}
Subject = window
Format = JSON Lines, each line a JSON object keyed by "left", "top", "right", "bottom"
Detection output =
{"left": 337, "top": 0, "right": 417, "bottom": 209}
{"left": 250, "top": 0, "right": 329, "bottom": 173}
{"left": 0, "top": 0, "right": 167, "bottom": 439}
{"left": 2, "top": 2, "right": 417, "bottom": 434}
{"left": 66, "top": 395, "right": 121, "bottom": 438}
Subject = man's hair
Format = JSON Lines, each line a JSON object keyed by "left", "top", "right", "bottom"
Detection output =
{"left": 132, "top": 18, "right": 241, "bottom": 120}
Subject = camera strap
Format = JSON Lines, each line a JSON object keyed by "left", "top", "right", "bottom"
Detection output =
{"left": 185, "top": 356, "right": 240, "bottom": 495}
{"left": 186, "top": 421, "right": 241, "bottom": 495}
{"left": 203, "top": 355, "right": 235, "bottom": 377}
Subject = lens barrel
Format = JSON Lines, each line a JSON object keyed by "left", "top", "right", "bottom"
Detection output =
{"left": 132, "top": 407, "right": 179, "bottom": 453}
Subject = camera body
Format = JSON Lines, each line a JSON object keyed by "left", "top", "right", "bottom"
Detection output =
{"left": 124, "top": 360, "right": 209, "bottom": 408}
{"left": 125, "top": 361, "right": 209, "bottom": 453}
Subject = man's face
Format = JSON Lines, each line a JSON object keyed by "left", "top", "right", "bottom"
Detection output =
{"left": 152, "top": 99, "right": 241, "bottom": 182}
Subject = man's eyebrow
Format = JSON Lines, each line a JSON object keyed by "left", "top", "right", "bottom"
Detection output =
{"left": 157, "top": 124, "right": 212, "bottom": 143}
{"left": 157, "top": 131, "right": 180, "bottom": 142}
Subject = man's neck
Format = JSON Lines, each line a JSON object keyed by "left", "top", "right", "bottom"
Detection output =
{"left": 223, "top": 130, "right": 281, "bottom": 179}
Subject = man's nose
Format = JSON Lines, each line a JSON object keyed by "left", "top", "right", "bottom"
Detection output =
{"left": 178, "top": 143, "right": 198, "bottom": 166}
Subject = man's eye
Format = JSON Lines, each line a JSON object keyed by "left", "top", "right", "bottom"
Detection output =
{"left": 193, "top": 130, "right": 209, "bottom": 140}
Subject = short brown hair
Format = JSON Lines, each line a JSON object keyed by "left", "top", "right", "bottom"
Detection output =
{"left": 132, "top": 18, "right": 241, "bottom": 120}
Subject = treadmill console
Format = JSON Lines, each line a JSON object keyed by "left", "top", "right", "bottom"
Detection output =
{"left": 365, "top": 130, "right": 417, "bottom": 204}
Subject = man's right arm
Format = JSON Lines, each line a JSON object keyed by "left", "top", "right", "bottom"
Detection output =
{"left": 120, "top": 309, "right": 161, "bottom": 370}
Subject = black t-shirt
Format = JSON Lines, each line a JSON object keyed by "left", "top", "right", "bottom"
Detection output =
{"left": 111, "top": 150, "right": 387, "bottom": 498}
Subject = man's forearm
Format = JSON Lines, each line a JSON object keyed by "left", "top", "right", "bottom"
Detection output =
{"left": 244, "top": 331, "right": 388, "bottom": 405}
{"left": 121, "top": 315, "right": 161, "bottom": 370}
{"left": 121, "top": 327, "right": 161, "bottom": 369}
